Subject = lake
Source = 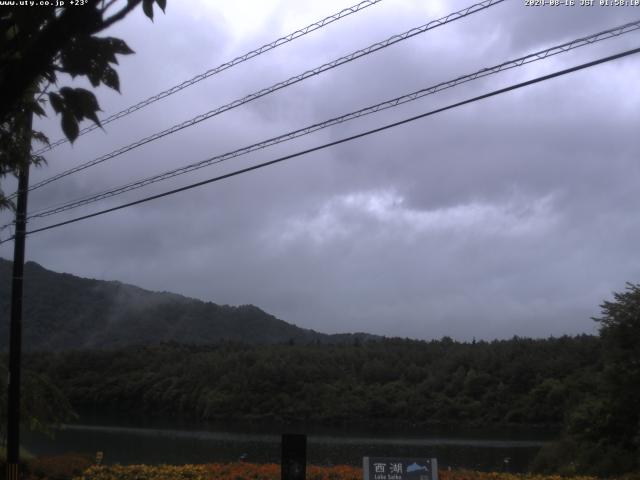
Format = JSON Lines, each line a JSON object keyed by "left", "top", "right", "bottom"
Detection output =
{"left": 22, "top": 416, "right": 555, "bottom": 472}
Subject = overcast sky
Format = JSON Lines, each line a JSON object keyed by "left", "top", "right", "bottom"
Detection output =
{"left": 2, "top": 0, "right": 639, "bottom": 340}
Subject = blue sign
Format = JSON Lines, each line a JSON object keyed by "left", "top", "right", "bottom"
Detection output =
{"left": 363, "top": 457, "right": 438, "bottom": 480}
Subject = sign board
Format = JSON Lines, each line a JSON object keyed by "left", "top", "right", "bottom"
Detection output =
{"left": 363, "top": 457, "right": 438, "bottom": 480}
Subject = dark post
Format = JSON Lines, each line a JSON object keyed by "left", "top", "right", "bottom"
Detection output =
{"left": 6, "top": 110, "right": 32, "bottom": 480}
{"left": 281, "top": 433, "right": 306, "bottom": 480}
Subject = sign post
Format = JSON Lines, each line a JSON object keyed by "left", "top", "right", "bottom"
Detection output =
{"left": 281, "top": 434, "right": 306, "bottom": 480}
{"left": 363, "top": 457, "right": 438, "bottom": 480}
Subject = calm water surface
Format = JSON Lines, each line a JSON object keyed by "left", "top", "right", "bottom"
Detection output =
{"left": 22, "top": 416, "right": 556, "bottom": 472}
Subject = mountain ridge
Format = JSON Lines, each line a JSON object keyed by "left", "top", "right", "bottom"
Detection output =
{"left": 0, "top": 258, "right": 378, "bottom": 350}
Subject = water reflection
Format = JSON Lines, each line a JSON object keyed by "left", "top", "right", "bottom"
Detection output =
{"left": 22, "top": 418, "right": 555, "bottom": 472}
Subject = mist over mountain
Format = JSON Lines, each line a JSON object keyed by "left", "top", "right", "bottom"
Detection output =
{"left": 0, "top": 258, "right": 376, "bottom": 350}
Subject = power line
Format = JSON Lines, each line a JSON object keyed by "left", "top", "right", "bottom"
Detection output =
{"left": 24, "top": 0, "right": 503, "bottom": 193}
{"left": 32, "top": 0, "right": 385, "bottom": 156}
{"left": 24, "top": 19, "right": 640, "bottom": 220}
{"left": 16, "top": 0, "right": 504, "bottom": 199}
{"left": 5, "top": 45, "right": 637, "bottom": 244}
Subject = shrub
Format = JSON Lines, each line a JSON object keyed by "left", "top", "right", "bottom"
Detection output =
{"left": 26, "top": 453, "right": 94, "bottom": 480}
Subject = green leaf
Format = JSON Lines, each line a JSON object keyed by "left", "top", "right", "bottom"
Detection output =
{"left": 87, "top": 69, "right": 101, "bottom": 87}
{"left": 31, "top": 154, "right": 48, "bottom": 167}
{"left": 106, "top": 37, "right": 135, "bottom": 56}
{"left": 155, "top": 0, "right": 166, "bottom": 12}
{"left": 31, "top": 131, "right": 50, "bottom": 148}
{"left": 61, "top": 111, "right": 79, "bottom": 143}
{"left": 102, "top": 65, "right": 120, "bottom": 92}
{"left": 76, "top": 88, "right": 100, "bottom": 109}
{"left": 31, "top": 101, "right": 46, "bottom": 118}
{"left": 60, "top": 36, "right": 129, "bottom": 83}
{"left": 58, "top": 87, "right": 83, "bottom": 121}
{"left": 48, "top": 92, "right": 64, "bottom": 114}
{"left": 142, "top": 0, "right": 154, "bottom": 20}
{"left": 61, "top": 87, "right": 102, "bottom": 127}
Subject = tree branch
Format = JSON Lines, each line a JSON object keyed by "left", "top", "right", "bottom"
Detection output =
{"left": 100, "top": 0, "right": 142, "bottom": 30}
{"left": 0, "top": 1, "right": 133, "bottom": 123}
{"left": 100, "top": 0, "right": 120, "bottom": 15}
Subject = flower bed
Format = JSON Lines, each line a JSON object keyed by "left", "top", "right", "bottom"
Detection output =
{"left": 68, "top": 463, "right": 604, "bottom": 480}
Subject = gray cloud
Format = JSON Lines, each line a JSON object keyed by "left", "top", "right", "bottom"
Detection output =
{"left": 2, "top": 0, "right": 639, "bottom": 340}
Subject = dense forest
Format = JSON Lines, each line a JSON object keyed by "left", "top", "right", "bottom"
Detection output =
{"left": 25, "top": 336, "right": 600, "bottom": 428}
{"left": 21, "top": 308, "right": 640, "bottom": 476}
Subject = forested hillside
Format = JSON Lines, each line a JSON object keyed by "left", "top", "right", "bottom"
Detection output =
{"left": 0, "top": 258, "right": 375, "bottom": 349}
{"left": 25, "top": 336, "right": 601, "bottom": 428}
{"left": 2, "top": 258, "right": 638, "bottom": 475}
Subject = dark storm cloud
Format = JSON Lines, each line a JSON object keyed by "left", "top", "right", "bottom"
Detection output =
{"left": 2, "top": 0, "right": 639, "bottom": 340}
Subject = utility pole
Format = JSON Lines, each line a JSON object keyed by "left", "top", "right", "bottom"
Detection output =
{"left": 6, "top": 109, "right": 32, "bottom": 480}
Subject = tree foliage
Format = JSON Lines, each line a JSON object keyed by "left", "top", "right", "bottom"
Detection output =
{"left": 591, "top": 283, "right": 640, "bottom": 469}
{"left": 0, "top": 0, "right": 167, "bottom": 209}
{"left": 25, "top": 335, "right": 602, "bottom": 430}
{"left": 0, "top": 360, "right": 76, "bottom": 441}
{"left": 532, "top": 283, "right": 640, "bottom": 476}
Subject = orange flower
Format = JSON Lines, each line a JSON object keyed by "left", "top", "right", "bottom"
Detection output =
{"left": 69, "top": 462, "right": 607, "bottom": 480}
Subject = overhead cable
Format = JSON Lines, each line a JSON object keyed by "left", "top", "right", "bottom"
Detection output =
{"left": 16, "top": 0, "right": 504, "bottom": 198}
{"left": 33, "top": 0, "right": 385, "bottom": 155}
{"left": 25, "top": 19, "right": 640, "bottom": 220}
{"left": 4, "top": 46, "right": 636, "bottom": 244}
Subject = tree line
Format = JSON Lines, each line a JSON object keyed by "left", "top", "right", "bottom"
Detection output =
{"left": 24, "top": 335, "right": 600, "bottom": 428}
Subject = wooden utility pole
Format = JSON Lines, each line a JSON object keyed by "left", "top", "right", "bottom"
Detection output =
{"left": 6, "top": 110, "right": 32, "bottom": 480}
